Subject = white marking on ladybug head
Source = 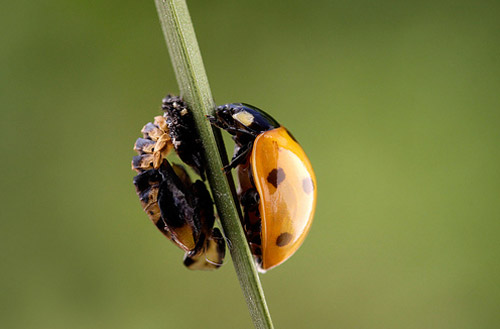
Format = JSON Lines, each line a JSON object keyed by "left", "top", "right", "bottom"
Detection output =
{"left": 233, "top": 111, "right": 254, "bottom": 127}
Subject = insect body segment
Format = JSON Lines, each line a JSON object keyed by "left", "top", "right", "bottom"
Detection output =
{"left": 132, "top": 96, "right": 225, "bottom": 270}
{"left": 162, "top": 95, "right": 206, "bottom": 179}
{"left": 209, "top": 103, "right": 316, "bottom": 272}
{"left": 132, "top": 116, "right": 173, "bottom": 172}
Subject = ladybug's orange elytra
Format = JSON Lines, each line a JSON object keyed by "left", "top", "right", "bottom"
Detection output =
{"left": 251, "top": 127, "right": 316, "bottom": 271}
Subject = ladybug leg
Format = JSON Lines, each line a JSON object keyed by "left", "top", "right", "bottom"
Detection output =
{"left": 223, "top": 142, "right": 253, "bottom": 172}
{"left": 207, "top": 114, "right": 223, "bottom": 127}
{"left": 206, "top": 114, "right": 233, "bottom": 131}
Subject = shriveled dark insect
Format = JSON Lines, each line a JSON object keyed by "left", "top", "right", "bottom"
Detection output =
{"left": 132, "top": 95, "right": 225, "bottom": 270}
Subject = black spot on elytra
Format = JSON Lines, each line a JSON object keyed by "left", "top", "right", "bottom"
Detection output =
{"left": 276, "top": 232, "right": 293, "bottom": 247}
{"left": 267, "top": 168, "right": 286, "bottom": 188}
{"left": 302, "top": 177, "right": 314, "bottom": 194}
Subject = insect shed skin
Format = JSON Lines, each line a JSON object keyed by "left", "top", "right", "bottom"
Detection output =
{"left": 131, "top": 95, "right": 225, "bottom": 270}
{"left": 208, "top": 103, "right": 317, "bottom": 272}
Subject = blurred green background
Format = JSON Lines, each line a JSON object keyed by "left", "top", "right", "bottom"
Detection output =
{"left": 2, "top": 0, "right": 499, "bottom": 328}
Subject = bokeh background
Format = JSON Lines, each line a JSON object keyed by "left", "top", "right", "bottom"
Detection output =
{"left": 2, "top": 1, "right": 499, "bottom": 328}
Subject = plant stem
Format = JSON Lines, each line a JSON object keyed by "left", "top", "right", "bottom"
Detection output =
{"left": 154, "top": 1, "right": 274, "bottom": 328}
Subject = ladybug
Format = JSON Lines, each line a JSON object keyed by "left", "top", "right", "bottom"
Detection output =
{"left": 208, "top": 103, "right": 317, "bottom": 272}
{"left": 132, "top": 95, "right": 225, "bottom": 270}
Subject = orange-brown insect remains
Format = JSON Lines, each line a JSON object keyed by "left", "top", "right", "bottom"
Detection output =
{"left": 132, "top": 95, "right": 225, "bottom": 270}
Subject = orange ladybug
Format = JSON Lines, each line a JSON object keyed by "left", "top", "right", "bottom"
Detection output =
{"left": 209, "top": 103, "right": 316, "bottom": 272}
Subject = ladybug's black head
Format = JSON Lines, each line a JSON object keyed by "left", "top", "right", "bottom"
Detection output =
{"left": 214, "top": 103, "right": 280, "bottom": 136}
